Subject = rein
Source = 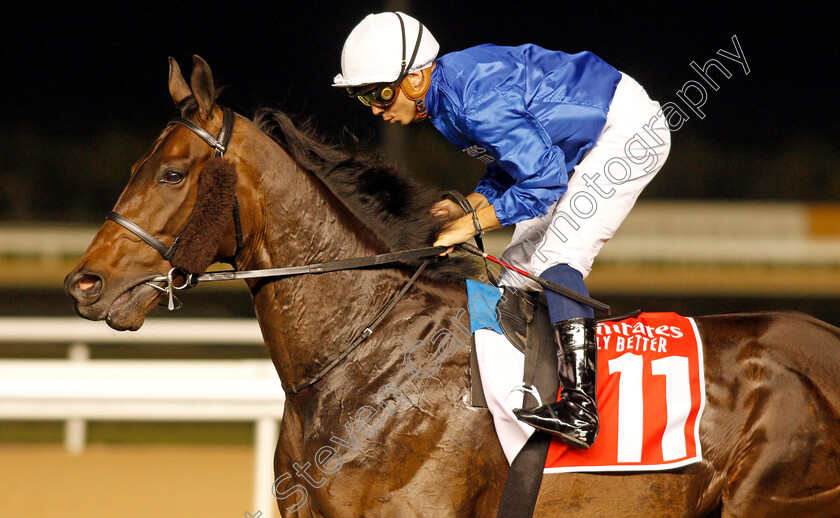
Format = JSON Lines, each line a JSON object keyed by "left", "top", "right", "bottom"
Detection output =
{"left": 152, "top": 246, "right": 448, "bottom": 311}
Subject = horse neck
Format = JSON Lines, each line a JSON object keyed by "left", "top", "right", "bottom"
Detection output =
{"left": 234, "top": 125, "right": 411, "bottom": 387}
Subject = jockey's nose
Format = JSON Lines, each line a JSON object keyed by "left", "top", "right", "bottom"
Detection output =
{"left": 65, "top": 269, "right": 104, "bottom": 305}
{"left": 371, "top": 105, "right": 385, "bottom": 116}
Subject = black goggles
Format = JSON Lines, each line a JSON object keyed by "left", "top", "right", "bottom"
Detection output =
{"left": 347, "top": 82, "right": 400, "bottom": 107}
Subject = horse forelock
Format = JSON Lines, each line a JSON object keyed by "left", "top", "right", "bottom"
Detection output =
{"left": 251, "top": 107, "right": 476, "bottom": 282}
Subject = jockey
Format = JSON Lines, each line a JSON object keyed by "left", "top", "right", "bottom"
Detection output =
{"left": 333, "top": 12, "right": 670, "bottom": 449}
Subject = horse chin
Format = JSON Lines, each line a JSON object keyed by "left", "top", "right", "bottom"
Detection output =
{"left": 104, "top": 282, "right": 162, "bottom": 331}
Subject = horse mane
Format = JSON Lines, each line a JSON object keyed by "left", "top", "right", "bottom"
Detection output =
{"left": 251, "top": 107, "right": 477, "bottom": 283}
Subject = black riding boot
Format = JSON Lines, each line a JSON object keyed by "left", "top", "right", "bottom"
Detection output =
{"left": 513, "top": 318, "right": 599, "bottom": 449}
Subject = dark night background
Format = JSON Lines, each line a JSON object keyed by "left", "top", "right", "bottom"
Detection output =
{"left": 0, "top": 2, "right": 835, "bottom": 222}
{"left": 0, "top": 5, "right": 838, "bottom": 510}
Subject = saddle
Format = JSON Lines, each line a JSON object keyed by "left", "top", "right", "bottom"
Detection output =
{"left": 468, "top": 287, "right": 641, "bottom": 518}
{"left": 470, "top": 287, "right": 640, "bottom": 410}
{"left": 470, "top": 288, "right": 557, "bottom": 410}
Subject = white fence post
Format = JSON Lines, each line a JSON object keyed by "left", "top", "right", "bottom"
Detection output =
{"left": 65, "top": 342, "right": 90, "bottom": 455}
{"left": 254, "top": 417, "right": 279, "bottom": 517}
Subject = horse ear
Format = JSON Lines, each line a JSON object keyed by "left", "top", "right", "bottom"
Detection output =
{"left": 190, "top": 55, "right": 216, "bottom": 120}
{"left": 168, "top": 57, "right": 192, "bottom": 105}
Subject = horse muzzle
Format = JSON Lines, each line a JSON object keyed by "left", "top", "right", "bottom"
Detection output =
{"left": 64, "top": 267, "right": 164, "bottom": 330}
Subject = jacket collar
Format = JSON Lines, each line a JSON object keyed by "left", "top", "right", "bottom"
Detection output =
{"left": 424, "top": 64, "right": 442, "bottom": 119}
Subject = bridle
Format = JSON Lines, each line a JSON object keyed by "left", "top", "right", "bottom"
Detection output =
{"left": 106, "top": 106, "right": 243, "bottom": 267}
{"left": 105, "top": 106, "right": 248, "bottom": 309}
{"left": 100, "top": 106, "right": 450, "bottom": 395}
{"left": 104, "top": 105, "right": 445, "bottom": 312}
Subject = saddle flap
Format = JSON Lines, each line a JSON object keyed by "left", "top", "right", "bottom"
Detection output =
{"left": 465, "top": 281, "right": 558, "bottom": 411}
{"left": 497, "top": 289, "right": 529, "bottom": 354}
{"left": 496, "top": 288, "right": 559, "bottom": 409}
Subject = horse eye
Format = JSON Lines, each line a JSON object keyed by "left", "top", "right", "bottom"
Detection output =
{"left": 161, "top": 171, "right": 184, "bottom": 184}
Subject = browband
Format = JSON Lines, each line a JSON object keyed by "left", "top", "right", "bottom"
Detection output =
{"left": 168, "top": 106, "right": 235, "bottom": 158}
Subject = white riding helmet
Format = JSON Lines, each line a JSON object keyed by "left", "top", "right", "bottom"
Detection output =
{"left": 333, "top": 12, "right": 439, "bottom": 88}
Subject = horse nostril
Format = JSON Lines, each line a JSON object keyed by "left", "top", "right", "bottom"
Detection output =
{"left": 77, "top": 275, "right": 98, "bottom": 292}
{"left": 66, "top": 271, "right": 104, "bottom": 304}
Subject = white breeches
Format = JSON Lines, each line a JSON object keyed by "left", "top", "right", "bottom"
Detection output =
{"left": 498, "top": 72, "right": 672, "bottom": 290}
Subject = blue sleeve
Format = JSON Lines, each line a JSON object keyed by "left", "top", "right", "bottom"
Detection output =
{"left": 464, "top": 88, "right": 568, "bottom": 226}
{"left": 473, "top": 162, "right": 515, "bottom": 204}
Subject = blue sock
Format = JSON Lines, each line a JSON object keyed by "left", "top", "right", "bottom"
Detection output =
{"left": 539, "top": 264, "right": 594, "bottom": 324}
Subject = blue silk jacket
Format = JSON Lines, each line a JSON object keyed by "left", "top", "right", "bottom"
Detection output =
{"left": 424, "top": 44, "right": 622, "bottom": 226}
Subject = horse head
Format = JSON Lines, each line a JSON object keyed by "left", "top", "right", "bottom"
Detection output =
{"left": 65, "top": 53, "right": 472, "bottom": 340}
{"left": 64, "top": 56, "right": 248, "bottom": 331}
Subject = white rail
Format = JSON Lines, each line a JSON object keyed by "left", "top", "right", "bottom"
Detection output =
{"left": 0, "top": 317, "right": 265, "bottom": 345}
{"left": 5, "top": 202, "right": 840, "bottom": 266}
{"left": 0, "top": 317, "right": 282, "bottom": 515}
{"left": 478, "top": 201, "right": 840, "bottom": 265}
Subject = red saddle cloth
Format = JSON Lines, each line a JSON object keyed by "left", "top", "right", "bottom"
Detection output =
{"left": 545, "top": 312, "right": 705, "bottom": 473}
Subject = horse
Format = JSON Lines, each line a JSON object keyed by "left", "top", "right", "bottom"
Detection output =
{"left": 64, "top": 56, "right": 840, "bottom": 517}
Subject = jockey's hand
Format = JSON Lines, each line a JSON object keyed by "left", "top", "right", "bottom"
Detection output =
{"left": 433, "top": 203, "right": 502, "bottom": 256}
{"left": 433, "top": 216, "right": 475, "bottom": 256}
{"left": 429, "top": 199, "right": 463, "bottom": 222}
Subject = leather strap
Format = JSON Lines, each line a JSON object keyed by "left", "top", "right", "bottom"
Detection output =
{"left": 111, "top": 107, "right": 244, "bottom": 265}
{"left": 106, "top": 210, "right": 178, "bottom": 260}
{"left": 496, "top": 433, "right": 553, "bottom": 518}
{"left": 214, "top": 107, "right": 235, "bottom": 158}
{"left": 286, "top": 260, "right": 431, "bottom": 395}
{"left": 521, "top": 295, "right": 541, "bottom": 409}
{"left": 193, "top": 246, "right": 447, "bottom": 284}
{"left": 167, "top": 107, "right": 235, "bottom": 157}
{"left": 169, "top": 106, "right": 241, "bottom": 258}
{"left": 495, "top": 287, "right": 559, "bottom": 517}
{"left": 441, "top": 190, "right": 498, "bottom": 285}
{"left": 223, "top": 195, "right": 245, "bottom": 265}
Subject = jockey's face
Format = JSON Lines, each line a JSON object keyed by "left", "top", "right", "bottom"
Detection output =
{"left": 369, "top": 87, "right": 416, "bottom": 125}
{"left": 368, "top": 69, "right": 428, "bottom": 125}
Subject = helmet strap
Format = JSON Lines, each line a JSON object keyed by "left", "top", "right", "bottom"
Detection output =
{"left": 413, "top": 99, "right": 428, "bottom": 121}
{"left": 392, "top": 13, "right": 424, "bottom": 92}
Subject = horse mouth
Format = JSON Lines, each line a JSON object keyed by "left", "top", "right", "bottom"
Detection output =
{"left": 105, "top": 280, "right": 164, "bottom": 331}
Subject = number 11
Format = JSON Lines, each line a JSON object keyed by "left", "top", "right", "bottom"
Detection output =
{"left": 608, "top": 353, "right": 691, "bottom": 463}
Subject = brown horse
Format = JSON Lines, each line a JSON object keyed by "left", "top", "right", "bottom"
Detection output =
{"left": 65, "top": 56, "right": 840, "bottom": 517}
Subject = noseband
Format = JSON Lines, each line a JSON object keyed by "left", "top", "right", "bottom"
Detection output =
{"left": 106, "top": 106, "right": 244, "bottom": 263}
